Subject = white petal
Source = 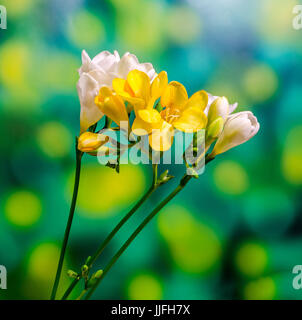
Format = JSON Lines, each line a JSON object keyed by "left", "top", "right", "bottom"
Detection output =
{"left": 92, "top": 51, "right": 118, "bottom": 72}
{"left": 78, "top": 50, "right": 92, "bottom": 75}
{"left": 77, "top": 73, "right": 103, "bottom": 133}
{"left": 229, "top": 102, "right": 238, "bottom": 114}
{"left": 211, "top": 111, "right": 260, "bottom": 156}
{"left": 117, "top": 52, "right": 157, "bottom": 81}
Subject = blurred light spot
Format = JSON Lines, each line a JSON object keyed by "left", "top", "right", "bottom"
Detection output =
{"left": 1, "top": 0, "right": 35, "bottom": 18}
{"left": 0, "top": 40, "right": 30, "bottom": 87}
{"left": 67, "top": 10, "right": 105, "bottom": 48}
{"left": 0, "top": 40, "right": 40, "bottom": 111}
{"left": 282, "top": 126, "right": 302, "bottom": 185}
{"left": 213, "top": 161, "right": 249, "bottom": 195}
{"left": 235, "top": 242, "right": 268, "bottom": 277}
{"left": 243, "top": 64, "right": 278, "bottom": 103}
{"left": 24, "top": 242, "right": 71, "bottom": 299}
{"left": 127, "top": 272, "right": 163, "bottom": 300}
{"left": 243, "top": 277, "right": 276, "bottom": 300}
{"left": 36, "top": 121, "right": 72, "bottom": 158}
{"left": 4, "top": 190, "right": 42, "bottom": 227}
{"left": 158, "top": 205, "right": 221, "bottom": 274}
{"left": 258, "top": 0, "right": 299, "bottom": 45}
{"left": 206, "top": 70, "right": 249, "bottom": 108}
{"left": 116, "top": 1, "right": 164, "bottom": 52}
{"left": 27, "top": 243, "right": 60, "bottom": 281}
{"left": 69, "top": 164, "right": 146, "bottom": 217}
{"left": 165, "top": 6, "right": 202, "bottom": 45}
{"left": 42, "top": 52, "right": 79, "bottom": 92}
{"left": 243, "top": 188, "right": 294, "bottom": 237}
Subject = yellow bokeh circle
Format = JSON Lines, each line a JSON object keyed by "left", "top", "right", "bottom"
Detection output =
{"left": 158, "top": 205, "right": 221, "bottom": 274}
{"left": 70, "top": 164, "right": 146, "bottom": 218}
{"left": 235, "top": 242, "right": 268, "bottom": 277}
{"left": 282, "top": 126, "right": 302, "bottom": 185}
{"left": 243, "top": 277, "right": 276, "bottom": 300}
{"left": 127, "top": 273, "right": 163, "bottom": 300}
{"left": 213, "top": 160, "right": 249, "bottom": 195}
{"left": 5, "top": 190, "right": 42, "bottom": 227}
{"left": 67, "top": 10, "right": 105, "bottom": 48}
{"left": 1, "top": 0, "right": 36, "bottom": 18}
{"left": 243, "top": 64, "right": 278, "bottom": 103}
{"left": 165, "top": 6, "right": 202, "bottom": 45}
{"left": 36, "top": 121, "right": 73, "bottom": 158}
{"left": 27, "top": 243, "right": 61, "bottom": 281}
{"left": 23, "top": 242, "right": 71, "bottom": 299}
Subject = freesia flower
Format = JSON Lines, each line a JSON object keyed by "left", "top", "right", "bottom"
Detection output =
{"left": 204, "top": 93, "right": 238, "bottom": 117}
{"left": 209, "top": 111, "right": 260, "bottom": 157}
{"left": 77, "top": 50, "right": 156, "bottom": 133}
{"left": 113, "top": 69, "right": 208, "bottom": 151}
{"left": 94, "top": 86, "right": 129, "bottom": 128}
{"left": 203, "top": 95, "right": 241, "bottom": 150}
{"left": 78, "top": 131, "right": 109, "bottom": 153}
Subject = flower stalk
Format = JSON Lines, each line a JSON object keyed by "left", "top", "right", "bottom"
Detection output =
{"left": 61, "top": 164, "right": 159, "bottom": 300}
{"left": 50, "top": 139, "right": 83, "bottom": 300}
{"left": 83, "top": 174, "right": 192, "bottom": 300}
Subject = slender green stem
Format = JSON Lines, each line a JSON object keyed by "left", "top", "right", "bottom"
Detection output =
{"left": 61, "top": 278, "right": 79, "bottom": 300}
{"left": 50, "top": 140, "right": 83, "bottom": 300}
{"left": 83, "top": 174, "right": 193, "bottom": 300}
{"left": 60, "top": 164, "right": 158, "bottom": 300}
{"left": 82, "top": 156, "right": 214, "bottom": 300}
{"left": 76, "top": 289, "right": 87, "bottom": 300}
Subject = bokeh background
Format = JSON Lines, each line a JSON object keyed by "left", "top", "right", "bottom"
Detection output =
{"left": 1, "top": 0, "right": 302, "bottom": 300}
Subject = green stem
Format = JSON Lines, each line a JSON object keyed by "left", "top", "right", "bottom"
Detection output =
{"left": 50, "top": 140, "right": 83, "bottom": 300}
{"left": 83, "top": 173, "right": 193, "bottom": 300}
{"left": 89, "top": 165, "right": 158, "bottom": 266}
{"left": 61, "top": 164, "right": 158, "bottom": 300}
{"left": 76, "top": 289, "right": 87, "bottom": 300}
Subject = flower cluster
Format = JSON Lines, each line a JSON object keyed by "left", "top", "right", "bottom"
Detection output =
{"left": 77, "top": 50, "right": 259, "bottom": 162}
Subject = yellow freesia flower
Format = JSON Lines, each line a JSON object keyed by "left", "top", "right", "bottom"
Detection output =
{"left": 113, "top": 69, "right": 208, "bottom": 151}
{"left": 94, "top": 86, "right": 129, "bottom": 128}
{"left": 78, "top": 131, "right": 109, "bottom": 154}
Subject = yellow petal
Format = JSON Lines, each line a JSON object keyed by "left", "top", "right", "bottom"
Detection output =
{"left": 185, "top": 90, "right": 208, "bottom": 111}
{"left": 138, "top": 109, "right": 162, "bottom": 124}
{"left": 98, "top": 94, "right": 129, "bottom": 126}
{"left": 132, "top": 117, "right": 152, "bottom": 135}
{"left": 112, "top": 78, "right": 129, "bottom": 96}
{"left": 78, "top": 132, "right": 109, "bottom": 153}
{"left": 151, "top": 71, "right": 168, "bottom": 101}
{"left": 173, "top": 107, "right": 208, "bottom": 133}
{"left": 112, "top": 78, "right": 145, "bottom": 109}
{"left": 161, "top": 81, "right": 188, "bottom": 110}
{"left": 149, "top": 121, "right": 174, "bottom": 152}
{"left": 127, "top": 69, "right": 151, "bottom": 102}
{"left": 132, "top": 110, "right": 162, "bottom": 136}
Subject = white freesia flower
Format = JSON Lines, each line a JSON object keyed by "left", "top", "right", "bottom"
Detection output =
{"left": 204, "top": 93, "right": 238, "bottom": 117}
{"left": 77, "top": 50, "right": 157, "bottom": 133}
{"left": 210, "top": 111, "right": 260, "bottom": 156}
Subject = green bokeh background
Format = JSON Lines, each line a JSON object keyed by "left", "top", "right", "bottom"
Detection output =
{"left": 1, "top": 0, "right": 302, "bottom": 300}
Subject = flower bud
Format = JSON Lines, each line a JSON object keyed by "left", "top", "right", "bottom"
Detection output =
{"left": 81, "top": 264, "right": 89, "bottom": 277}
{"left": 87, "top": 270, "right": 103, "bottom": 288}
{"left": 206, "top": 116, "right": 224, "bottom": 139}
{"left": 207, "top": 97, "right": 229, "bottom": 124}
{"left": 67, "top": 270, "right": 78, "bottom": 279}
{"left": 94, "top": 269, "right": 104, "bottom": 279}
{"left": 157, "top": 170, "right": 174, "bottom": 186}
{"left": 78, "top": 132, "right": 109, "bottom": 153}
{"left": 210, "top": 111, "right": 260, "bottom": 157}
